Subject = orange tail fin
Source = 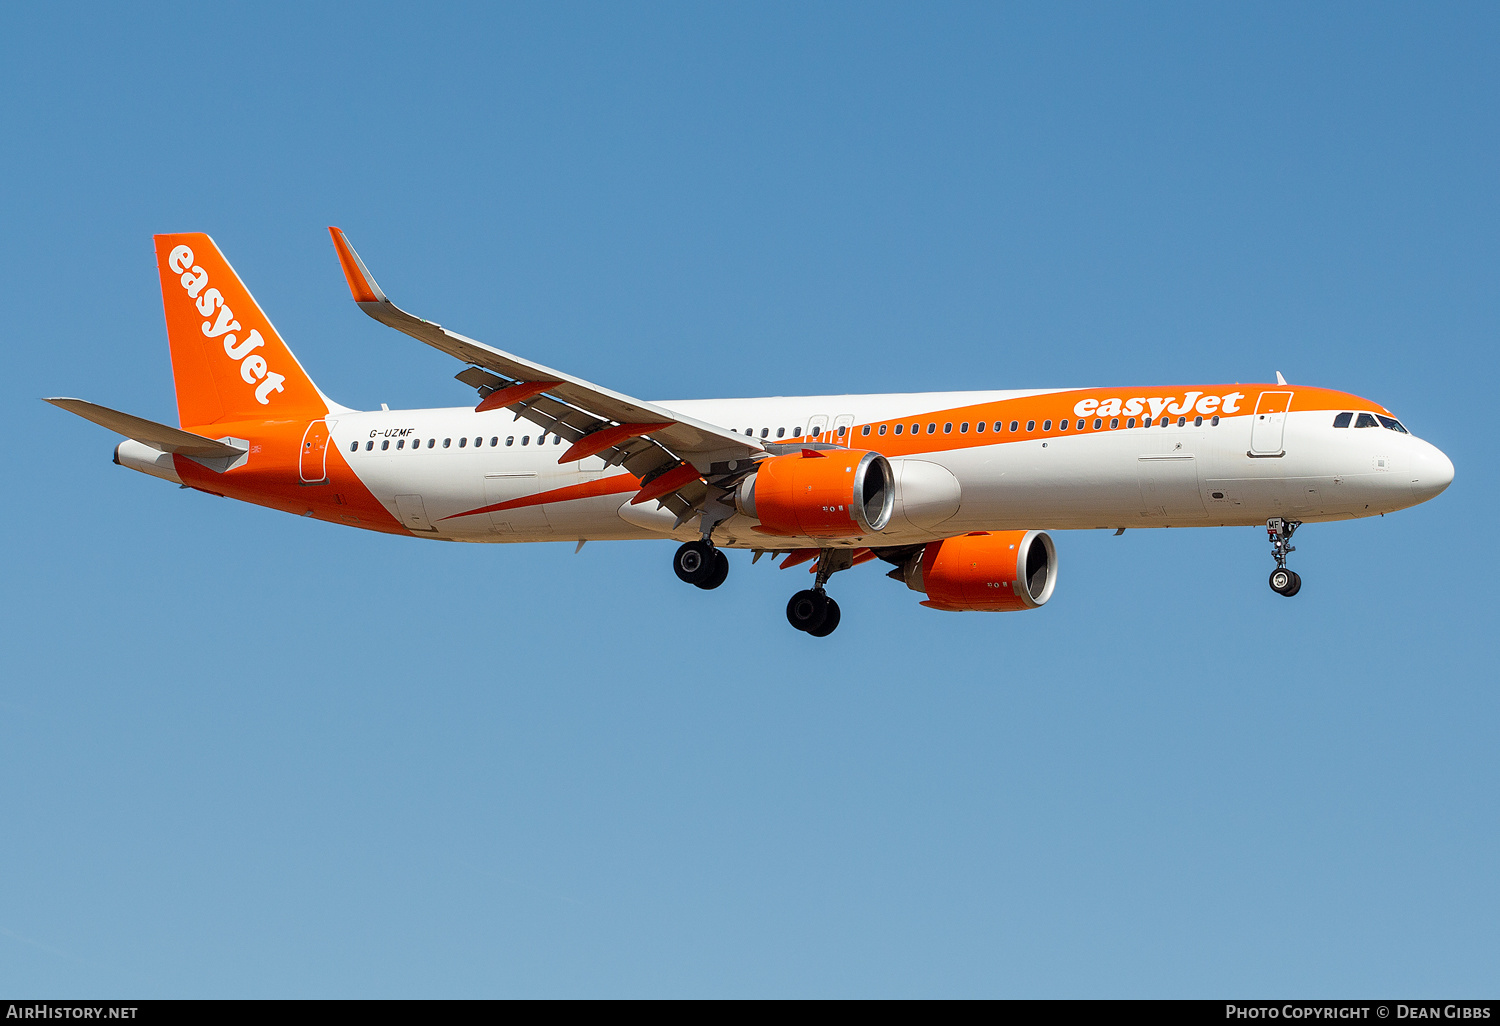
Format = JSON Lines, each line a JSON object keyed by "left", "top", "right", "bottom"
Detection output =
{"left": 154, "top": 233, "right": 329, "bottom": 428}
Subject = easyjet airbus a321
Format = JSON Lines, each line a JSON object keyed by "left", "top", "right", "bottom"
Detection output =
{"left": 49, "top": 231, "right": 1455, "bottom": 636}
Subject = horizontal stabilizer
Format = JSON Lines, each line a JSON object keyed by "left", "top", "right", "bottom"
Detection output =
{"left": 44, "top": 398, "right": 247, "bottom": 458}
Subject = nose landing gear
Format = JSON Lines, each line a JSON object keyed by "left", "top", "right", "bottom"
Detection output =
{"left": 674, "top": 540, "right": 729, "bottom": 590}
{"left": 1266, "top": 518, "right": 1302, "bottom": 597}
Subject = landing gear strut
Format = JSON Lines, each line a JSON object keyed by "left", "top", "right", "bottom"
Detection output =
{"left": 1266, "top": 518, "right": 1302, "bottom": 597}
{"left": 674, "top": 540, "right": 728, "bottom": 590}
{"left": 786, "top": 549, "right": 850, "bottom": 636}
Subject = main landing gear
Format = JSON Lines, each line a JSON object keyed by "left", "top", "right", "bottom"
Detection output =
{"left": 1266, "top": 518, "right": 1303, "bottom": 597}
{"left": 787, "top": 590, "right": 841, "bottom": 637}
{"left": 671, "top": 541, "right": 848, "bottom": 636}
{"left": 673, "top": 540, "right": 729, "bottom": 590}
{"left": 786, "top": 549, "right": 853, "bottom": 637}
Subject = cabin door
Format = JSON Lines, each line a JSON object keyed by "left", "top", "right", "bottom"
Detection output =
{"left": 299, "top": 420, "right": 331, "bottom": 483}
{"left": 1250, "top": 391, "right": 1293, "bottom": 455}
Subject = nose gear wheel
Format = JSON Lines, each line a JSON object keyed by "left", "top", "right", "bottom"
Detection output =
{"left": 1269, "top": 567, "right": 1301, "bottom": 597}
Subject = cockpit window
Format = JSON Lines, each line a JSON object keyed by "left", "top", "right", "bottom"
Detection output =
{"left": 1332, "top": 412, "right": 1352, "bottom": 428}
{"left": 1355, "top": 413, "right": 1379, "bottom": 428}
{"left": 1377, "top": 415, "right": 1409, "bottom": 434}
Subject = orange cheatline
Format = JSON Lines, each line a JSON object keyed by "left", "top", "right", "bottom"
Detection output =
{"left": 779, "top": 549, "right": 819, "bottom": 569}
{"left": 560, "top": 422, "right": 673, "bottom": 464}
{"left": 629, "top": 463, "right": 702, "bottom": 506}
{"left": 475, "top": 380, "right": 562, "bottom": 413}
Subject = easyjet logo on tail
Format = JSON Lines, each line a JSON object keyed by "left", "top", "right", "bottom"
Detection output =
{"left": 1073, "top": 391, "right": 1246, "bottom": 419}
{"left": 166, "top": 245, "right": 286, "bottom": 405}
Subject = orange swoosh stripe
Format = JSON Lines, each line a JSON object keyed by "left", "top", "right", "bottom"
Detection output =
{"left": 440, "top": 473, "right": 640, "bottom": 520}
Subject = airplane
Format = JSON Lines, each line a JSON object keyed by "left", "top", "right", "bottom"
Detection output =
{"left": 47, "top": 230, "right": 1455, "bottom": 637}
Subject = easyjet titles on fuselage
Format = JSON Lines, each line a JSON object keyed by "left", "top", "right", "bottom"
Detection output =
{"left": 1073, "top": 391, "right": 1245, "bottom": 420}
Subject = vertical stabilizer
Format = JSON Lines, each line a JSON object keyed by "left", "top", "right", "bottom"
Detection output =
{"left": 153, "top": 233, "right": 329, "bottom": 428}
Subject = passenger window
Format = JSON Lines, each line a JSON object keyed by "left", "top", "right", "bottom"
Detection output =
{"left": 1092, "top": 418, "right": 1102, "bottom": 430}
{"left": 1144, "top": 417, "right": 1153, "bottom": 427}
{"left": 776, "top": 427, "right": 785, "bottom": 438}
{"left": 1210, "top": 416, "right": 1219, "bottom": 426}
{"left": 1043, "top": 420, "right": 1052, "bottom": 431}
{"left": 838, "top": 426, "right": 847, "bottom": 437}
{"left": 811, "top": 427, "right": 821, "bottom": 438}
{"left": 506, "top": 436, "right": 514, "bottom": 446}
{"left": 381, "top": 439, "right": 390, "bottom": 450}
{"left": 1110, "top": 418, "right": 1119, "bottom": 429}
{"left": 762, "top": 428, "right": 770, "bottom": 438}
{"left": 1177, "top": 417, "right": 1186, "bottom": 426}
{"left": 943, "top": 423, "right": 952, "bottom": 433}
{"left": 1058, "top": 419, "right": 1068, "bottom": 432}
{"left": 349, "top": 441, "right": 358, "bottom": 452}
{"left": 793, "top": 428, "right": 802, "bottom": 437}
{"left": 490, "top": 437, "right": 498, "bottom": 446}
{"left": 443, "top": 438, "right": 451, "bottom": 448}
{"left": 428, "top": 439, "right": 436, "bottom": 448}
{"left": 927, "top": 423, "right": 936, "bottom": 434}
{"left": 1127, "top": 417, "right": 1136, "bottom": 428}
{"left": 1026, "top": 420, "right": 1036, "bottom": 432}
{"left": 1378, "top": 415, "right": 1408, "bottom": 433}
{"left": 521, "top": 436, "right": 529, "bottom": 446}
{"left": 1009, "top": 421, "right": 1019, "bottom": 432}
{"left": 746, "top": 428, "right": 754, "bottom": 437}
{"left": 976, "top": 421, "right": 985, "bottom": 433}
{"left": 365, "top": 440, "right": 374, "bottom": 451}
{"left": 459, "top": 437, "right": 467, "bottom": 447}
{"left": 878, "top": 424, "right": 887, "bottom": 435}
{"left": 960, "top": 422, "right": 969, "bottom": 433}
{"left": 894, "top": 424, "right": 903, "bottom": 435}
{"left": 554, "top": 435, "right": 562, "bottom": 445}
{"left": 1356, "top": 413, "right": 1378, "bottom": 428}
{"left": 911, "top": 424, "right": 920, "bottom": 434}
{"left": 861, "top": 425, "right": 870, "bottom": 436}
{"left": 397, "top": 439, "right": 405, "bottom": 449}
{"left": 1333, "top": 412, "right": 1353, "bottom": 428}
{"left": 1076, "top": 419, "right": 1085, "bottom": 430}
{"left": 1193, "top": 416, "right": 1202, "bottom": 427}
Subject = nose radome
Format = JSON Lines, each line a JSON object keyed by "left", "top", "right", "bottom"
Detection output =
{"left": 1410, "top": 443, "right": 1455, "bottom": 503}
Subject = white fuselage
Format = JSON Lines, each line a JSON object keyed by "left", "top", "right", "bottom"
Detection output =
{"left": 325, "top": 389, "right": 1452, "bottom": 547}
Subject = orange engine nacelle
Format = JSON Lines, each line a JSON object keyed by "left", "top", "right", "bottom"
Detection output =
{"left": 897, "top": 530, "right": 1058, "bottom": 611}
{"left": 737, "top": 449, "right": 894, "bottom": 538}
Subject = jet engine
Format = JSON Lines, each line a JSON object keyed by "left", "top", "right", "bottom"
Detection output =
{"left": 894, "top": 530, "right": 1057, "bottom": 611}
{"left": 737, "top": 449, "right": 894, "bottom": 538}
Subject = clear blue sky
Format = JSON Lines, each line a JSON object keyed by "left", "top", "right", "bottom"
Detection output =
{"left": 2, "top": 2, "right": 1496, "bottom": 997}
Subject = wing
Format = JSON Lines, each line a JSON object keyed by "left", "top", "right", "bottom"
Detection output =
{"left": 44, "top": 398, "right": 248, "bottom": 458}
{"left": 328, "top": 227, "right": 763, "bottom": 521}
